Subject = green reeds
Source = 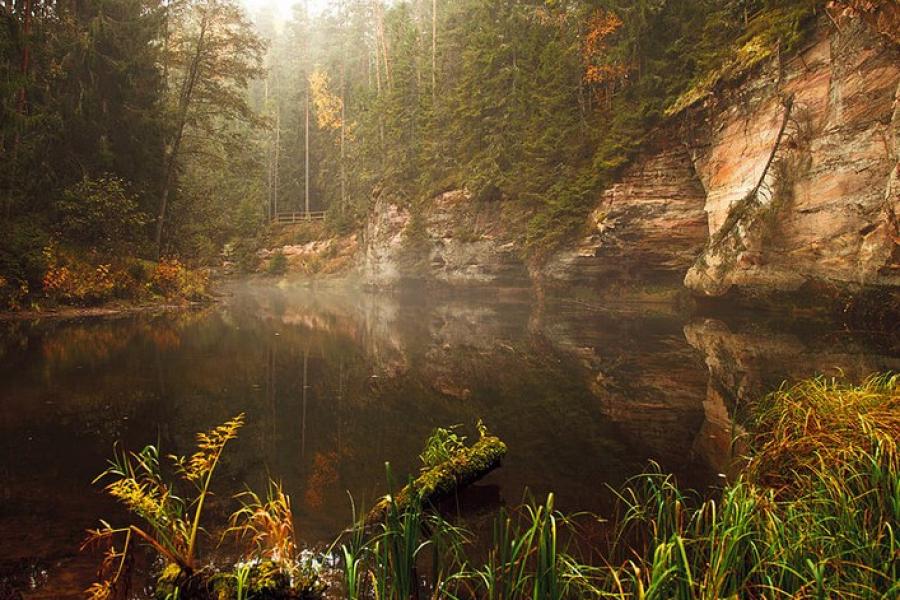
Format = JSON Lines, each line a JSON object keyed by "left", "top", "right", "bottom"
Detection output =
{"left": 82, "top": 376, "right": 899, "bottom": 599}
{"left": 345, "top": 374, "right": 899, "bottom": 599}
{"left": 598, "top": 373, "right": 900, "bottom": 599}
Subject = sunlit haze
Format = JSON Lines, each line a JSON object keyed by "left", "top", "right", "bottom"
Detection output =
{"left": 241, "top": 0, "right": 333, "bottom": 22}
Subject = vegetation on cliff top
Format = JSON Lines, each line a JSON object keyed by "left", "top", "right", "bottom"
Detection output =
{"left": 260, "top": 0, "right": 834, "bottom": 262}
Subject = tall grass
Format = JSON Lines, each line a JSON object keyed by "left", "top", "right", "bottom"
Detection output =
{"left": 342, "top": 374, "right": 898, "bottom": 600}
{"left": 595, "top": 373, "right": 900, "bottom": 599}
{"left": 83, "top": 414, "right": 245, "bottom": 600}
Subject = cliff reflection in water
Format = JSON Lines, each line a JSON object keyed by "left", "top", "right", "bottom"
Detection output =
{"left": 0, "top": 281, "right": 897, "bottom": 598}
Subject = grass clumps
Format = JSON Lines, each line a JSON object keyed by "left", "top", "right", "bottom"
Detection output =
{"left": 747, "top": 372, "right": 900, "bottom": 490}
{"left": 600, "top": 372, "right": 900, "bottom": 599}
{"left": 354, "top": 375, "right": 899, "bottom": 599}
{"left": 83, "top": 376, "right": 898, "bottom": 599}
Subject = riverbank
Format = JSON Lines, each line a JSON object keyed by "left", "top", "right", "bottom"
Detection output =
{"left": 0, "top": 253, "right": 218, "bottom": 321}
{"left": 78, "top": 373, "right": 899, "bottom": 599}
{"left": 0, "top": 300, "right": 214, "bottom": 322}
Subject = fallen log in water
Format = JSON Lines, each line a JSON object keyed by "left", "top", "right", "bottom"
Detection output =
{"left": 366, "top": 434, "right": 508, "bottom": 525}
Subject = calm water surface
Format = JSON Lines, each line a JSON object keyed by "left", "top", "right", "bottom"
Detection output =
{"left": 1, "top": 280, "right": 897, "bottom": 598}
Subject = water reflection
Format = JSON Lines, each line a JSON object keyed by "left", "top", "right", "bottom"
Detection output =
{"left": 0, "top": 281, "right": 896, "bottom": 597}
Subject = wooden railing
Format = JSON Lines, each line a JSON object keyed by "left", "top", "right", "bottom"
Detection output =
{"left": 272, "top": 211, "right": 326, "bottom": 224}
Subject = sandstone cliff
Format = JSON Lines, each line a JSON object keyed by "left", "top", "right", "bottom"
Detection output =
{"left": 360, "top": 16, "right": 898, "bottom": 301}
{"left": 681, "top": 16, "right": 899, "bottom": 296}
{"left": 544, "top": 16, "right": 899, "bottom": 298}
{"left": 361, "top": 189, "right": 528, "bottom": 289}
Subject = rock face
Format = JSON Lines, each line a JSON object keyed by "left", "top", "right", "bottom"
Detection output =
{"left": 361, "top": 189, "right": 528, "bottom": 288}
{"left": 542, "top": 141, "right": 709, "bottom": 288}
{"left": 547, "top": 17, "right": 899, "bottom": 297}
{"left": 362, "top": 17, "right": 898, "bottom": 299}
{"left": 683, "top": 18, "right": 900, "bottom": 296}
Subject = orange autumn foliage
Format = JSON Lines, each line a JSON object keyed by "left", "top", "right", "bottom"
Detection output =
{"left": 581, "top": 9, "right": 629, "bottom": 99}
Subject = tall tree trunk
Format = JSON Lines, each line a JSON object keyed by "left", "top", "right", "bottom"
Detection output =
{"left": 304, "top": 82, "right": 310, "bottom": 217}
{"left": 265, "top": 79, "right": 272, "bottom": 221}
{"left": 373, "top": 3, "right": 382, "bottom": 98}
{"left": 274, "top": 109, "right": 280, "bottom": 217}
{"left": 373, "top": 0, "right": 390, "bottom": 89}
{"left": 155, "top": 4, "right": 209, "bottom": 258}
{"left": 432, "top": 0, "right": 437, "bottom": 103}
{"left": 340, "top": 58, "right": 346, "bottom": 208}
{"left": 17, "top": 0, "right": 31, "bottom": 116}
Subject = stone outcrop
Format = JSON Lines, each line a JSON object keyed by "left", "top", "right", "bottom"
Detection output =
{"left": 542, "top": 142, "right": 708, "bottom": 287}
{"left": 683, "top": 17, "right": 900, "bottom": 296}
{"left": 361, "top": 189, "right": 528, "bottom": 288}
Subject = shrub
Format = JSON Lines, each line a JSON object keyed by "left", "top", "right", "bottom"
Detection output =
{"left": 40, "top": 246, "right": 116, "bottom": 305}
{"left": 267, "top": 251, "right": 288, "bottom": 275}
{"left": 55, "top": 176, "right": 148, "bottom": 254}
{"left": 0, "top": 275, "right": 30, "bottom": 310}
{"left": 0, "top": 217, "right": 50, "bottom": 297}
{"left": 149, "top": 258, "right": 209, "bottom": 301}
{"left": 232, "top": 239, "right": 261, "bottom": 273}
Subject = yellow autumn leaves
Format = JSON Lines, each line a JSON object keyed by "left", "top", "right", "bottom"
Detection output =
{"left": 309, "top": 69, "right": 343, "bottom": 131}
{"left": 172, "top": 412, "right": 245, "bottom": 483}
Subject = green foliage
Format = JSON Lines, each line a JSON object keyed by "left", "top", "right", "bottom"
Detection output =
{"left": 258, "top": 0, "right": 828, "bottom": 260}
{"left": 367, "top": 422, "right": 508, "bottom": 524}
{"left": 0, "top": 217, "right": 50, "bottom": 302}
{"left": 419, "top": 424, "right": 467, "bottom": 470}
{"left": 0, "top": 0, "right": 267, "bottom": 306}
{"left": 267, "top": 251, "right": 287, "bottom": 276}
{"left": 669, "top": 0, "right": 822, "bottom": 115}
{"left": 363, "top": 375, "right": 899, "bottom": 600}
{"left": 55, "top": 176, "right": 148, "bottom": 254}
{"left": 81, "top": 375, "right": 897, "bottom": 599}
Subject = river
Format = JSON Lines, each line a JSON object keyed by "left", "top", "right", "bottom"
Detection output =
{"left": 1, "top": 280, "right": 897, "bottom": 598}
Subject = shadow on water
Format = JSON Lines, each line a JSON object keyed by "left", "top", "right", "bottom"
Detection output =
{"left": 0, "top": 279, "right": 897, "bottom": 597}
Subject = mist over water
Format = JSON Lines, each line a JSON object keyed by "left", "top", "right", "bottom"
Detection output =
{"left": 1, "top": 280, "right": 897, "bottom": 597}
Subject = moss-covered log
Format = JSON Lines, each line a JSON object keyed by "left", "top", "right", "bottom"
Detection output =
{"left": 366, "top": 434, "right": 508, "bottom": 524}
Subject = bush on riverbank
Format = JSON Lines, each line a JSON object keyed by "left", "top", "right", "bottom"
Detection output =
{"left": 1, "top": 244, "right": 210, "bottom": 311}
